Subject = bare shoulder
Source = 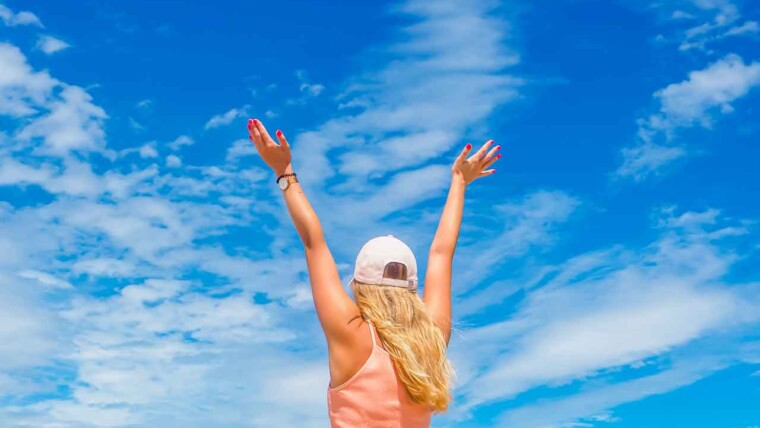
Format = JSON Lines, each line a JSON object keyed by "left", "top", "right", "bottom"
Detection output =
{"left": 327, "top": 316, "right": 374, "bottom": 388}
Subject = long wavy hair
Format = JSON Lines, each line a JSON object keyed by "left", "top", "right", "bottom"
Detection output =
{"left": 350, "top": 278, "right": 455, "bottom": 412}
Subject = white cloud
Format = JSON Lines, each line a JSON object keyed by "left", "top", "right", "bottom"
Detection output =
{"left": 71, "top": 258, "right": 137, "bottom": 277}
{"left": 0, "top": 273, "right": 62, "bottom": 371}
{"left": 0, "top": 158, "right": 55, "bottom": 187}
{"left": 36, "top": 35, "right": 70, "bottom": 54}
{"left": 167, "top": 134, "right": 193, "bottom": 150}
{"left": 451, "top": 208, "right": 759, "bottom": 421}
{"left": 225, "top": 138, "right": 255, "bottom": 163}
{"left": 632, "top": 1, "right": 755, "bottom": 51}
{"left": 617, "top": 54, "right": 760, "bottom": 180}
{"left": 16, "top": 269, "right": 73, "bottom": 289}
{"left": 467, "top": 283, "right": 734, "bottom": 403}
{"left": 0, "top": 43, "right": 57, "bottom": 117}
{"left": 0, "top": 4, "right": 42, "bottom": 27}
{"left": 455, "top": 190, "right": 580, "bottom": 313}
{"left": 0, "top": 35, "right": 315, "bottom": 426}
{"left": 44, "top": 157, "right": 104, "bottom": 197}
{"left": 0, "top": 160, "right": 289, "bottom": 424}
{"left": 668, "top": 0, "right": 756, "bottom": 51}
{"left": 15, "top": 278, "right": 300, "bottom": 427}
{"left": 287, "top": 0, "right": 521, "bottom": 215}
{"left": 497, "top": 358, "right": 727, "bottom": 428}
{"left": 139, "top": 143, "right": 158, "bottom": 158}
{"left": 17, "top": 84, "right": 109, "bottom": 156}
{"left": 204, "top": 106, "right": 248, "bottom": 130}
{"left": 296, "top": 70, "right": 325, "bottom": 97}
{"left": 129, "top": 116, "right": 145, "bottom": 131}
{"left": 724, "top": 20, "right": 759, "bottom": 36}
{"left": 671, "top": 10, "right": 695, "bottom": 20}
{"left": 14, "top": 2, "right": 744, "bottom": 427}
{"left": 0, "top": 4, "right": 526, "bottom": 420}
{"left": 166, "top": 154, "right": 182, "bottom": 167}
{"left": 331, "top": 163, "right": 452, "bottom": 226}
{"left": 300, "top": 82, "right": 324, "bottom": 96}
{"left": 616, "top": 142, "right": 687, "bottom": 181}
{"left": 656, "top": 54, "right": 760, "bottom": 125}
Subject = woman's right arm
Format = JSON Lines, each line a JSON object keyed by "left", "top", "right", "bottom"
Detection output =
{"left": 423, "top": 140, "right": 501, "bottom": 345}
{"left": 247, "top": 118, "right": 360, "bottom": 347}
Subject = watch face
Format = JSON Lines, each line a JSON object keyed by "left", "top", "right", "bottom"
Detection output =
{"left": 278, "top": 177, "right": 288, "bottom": 190}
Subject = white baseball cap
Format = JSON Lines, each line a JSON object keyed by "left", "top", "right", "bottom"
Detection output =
{"left": 351, "top": 234, "right": 418, "bottom": 290}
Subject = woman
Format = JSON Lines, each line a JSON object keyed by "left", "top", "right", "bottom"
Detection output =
{"left": 247, "top": 118, "right": 500, "bottom": 427}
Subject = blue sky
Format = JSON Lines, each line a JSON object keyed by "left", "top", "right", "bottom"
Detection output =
{"left": 0, "top": 0, "right": 759, "bottom": 427}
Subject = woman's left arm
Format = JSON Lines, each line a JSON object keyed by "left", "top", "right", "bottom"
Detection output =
{"left": 248, "top": 118, "right": 360, "bottom": 344}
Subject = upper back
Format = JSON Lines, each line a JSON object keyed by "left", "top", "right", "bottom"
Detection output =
{"left": 327, "top": 320, "right": 433, "bottom": 427}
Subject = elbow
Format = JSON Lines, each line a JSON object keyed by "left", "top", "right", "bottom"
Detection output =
{"left": 298, "top": 215, "right": 325, "bottom": 250}
{"left": 303, "top": 231, "right": 326, "bottom": 251}
{"left": 429, "top": 244, "right": 454, "bottom": 257}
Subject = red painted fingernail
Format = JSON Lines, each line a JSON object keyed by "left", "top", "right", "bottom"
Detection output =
{"left": 497, "top": 154, "right": 502, "bottom": 158}
{"left": 496, "top": 145, "right": 501, "bottom": 150}
{"left": 276, "top": 130, "right": 283, "bottom": 136}
{"left": 252, "top": 119, "right": 259, "bottom": 125}
{"left": 465, "top": 144, "right": 471, "bottom": 150}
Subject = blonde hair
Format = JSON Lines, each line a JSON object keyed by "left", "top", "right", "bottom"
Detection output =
{"left": 350, "top": 279, "right": 455, "bottom": 412}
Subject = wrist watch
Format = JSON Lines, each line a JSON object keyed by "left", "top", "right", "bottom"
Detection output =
{"left": 276, "top": 172, "right": 298, "bottom": 190}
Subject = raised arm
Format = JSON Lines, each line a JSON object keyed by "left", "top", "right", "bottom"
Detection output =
{"left": 423, "top": 140, "right": 501, "bottom": 345}
{"left": 247, "top": 118, "right": 359, "bottom": 345}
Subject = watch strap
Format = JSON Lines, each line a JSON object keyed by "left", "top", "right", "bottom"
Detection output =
{"left": 276, "top": 172, "right": 297, "bottom": 183}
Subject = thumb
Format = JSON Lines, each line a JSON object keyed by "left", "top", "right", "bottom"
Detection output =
{"left": 456, "top": 143, "right": 472, "bottom": 165}
{"left": 276, "top": 129, "right": 290, "bottom": 151}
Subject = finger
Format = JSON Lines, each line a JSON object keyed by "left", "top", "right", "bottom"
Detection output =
{"left": 479, "top": 168, "right": 496, "bottom": 177}
{"left": 471, "top": 139, "right": 494, "bottom": 161}
{"left": 248, "top": 120, "right": 263, "bottom": 148}
{"left": 456, "top": 143, "right": 472, "bottom": 164}
{"left": 482, "top": 144, "right": 501, "bottom": 164}
{"left": 252, "top": 127, "right": 266, "bottom": 150}
{"left": 483, "top": 153, "right": 502, "bottom": 169}
{"left": 275, "top": 129, "right": 290, "bottom": 152}
{"left": 253, "top": 118, "right": 276, "bottom": 146}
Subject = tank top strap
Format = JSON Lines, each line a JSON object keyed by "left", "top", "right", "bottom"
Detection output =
{"left": 367, "top": 320, "right": 377, "bottom": 347}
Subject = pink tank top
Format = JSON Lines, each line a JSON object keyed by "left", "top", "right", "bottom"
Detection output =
{"left": 327, "top": 320, "right": 433, "bottom": 427}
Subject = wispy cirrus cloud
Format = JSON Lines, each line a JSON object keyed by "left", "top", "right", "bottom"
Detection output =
{"left": 36, "top": 35, "right": 70, "bottom": 54}
{"left": 283, "top": 0, "right": 523, "bottom": 267}
{"left": 497, "top": 357, "right": 729, "bottom": 428}
{"left": 0, "top": 33, "right": 297, "bottom": 425}
{"left": 655, "top": 54, "right": 760, "bottom": 124}
{"left": 454, "top": 189, "right": 581, "bottom": 313}
{"left": 616, "top": 54, "right": 760, "bottom": 180}
{"left": 644, "top": 0, "right": 758, "bottom": 52}
{"left": 447, "top": 207, "right": 759, "bottom": 424}
{"left": 676, "top": 0, "right": 758, "bottom": 52}
{"left": 614, "top": 0, "right": 760, "bottom": 181}
{"left": 296, "top": 70, "right": 325, "bottom": 97}
{"left": 0, "top": 43, "right": 57, "bottom": 117}
{"left": 2, "top": 1, "right": 758, "bottom": 427}
{"left": 0, "top": 1, "right": 524, "bottom": 425}
{"left": 204, "top": 106, "right": 249, "bottom": 130}
{"left": 0, "top": 3, "right": 42, "bottom": 27}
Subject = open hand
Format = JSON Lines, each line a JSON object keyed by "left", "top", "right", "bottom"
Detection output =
{"left": 247, "top": 118, "right": 292, "bottom": 175}
{"left": 452, "top": 140, "right": 501, "bottom": 185}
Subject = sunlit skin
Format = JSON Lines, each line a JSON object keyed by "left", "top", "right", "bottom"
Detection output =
{"left": 246, "top": 117, "right": 500, "bottom": 389}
